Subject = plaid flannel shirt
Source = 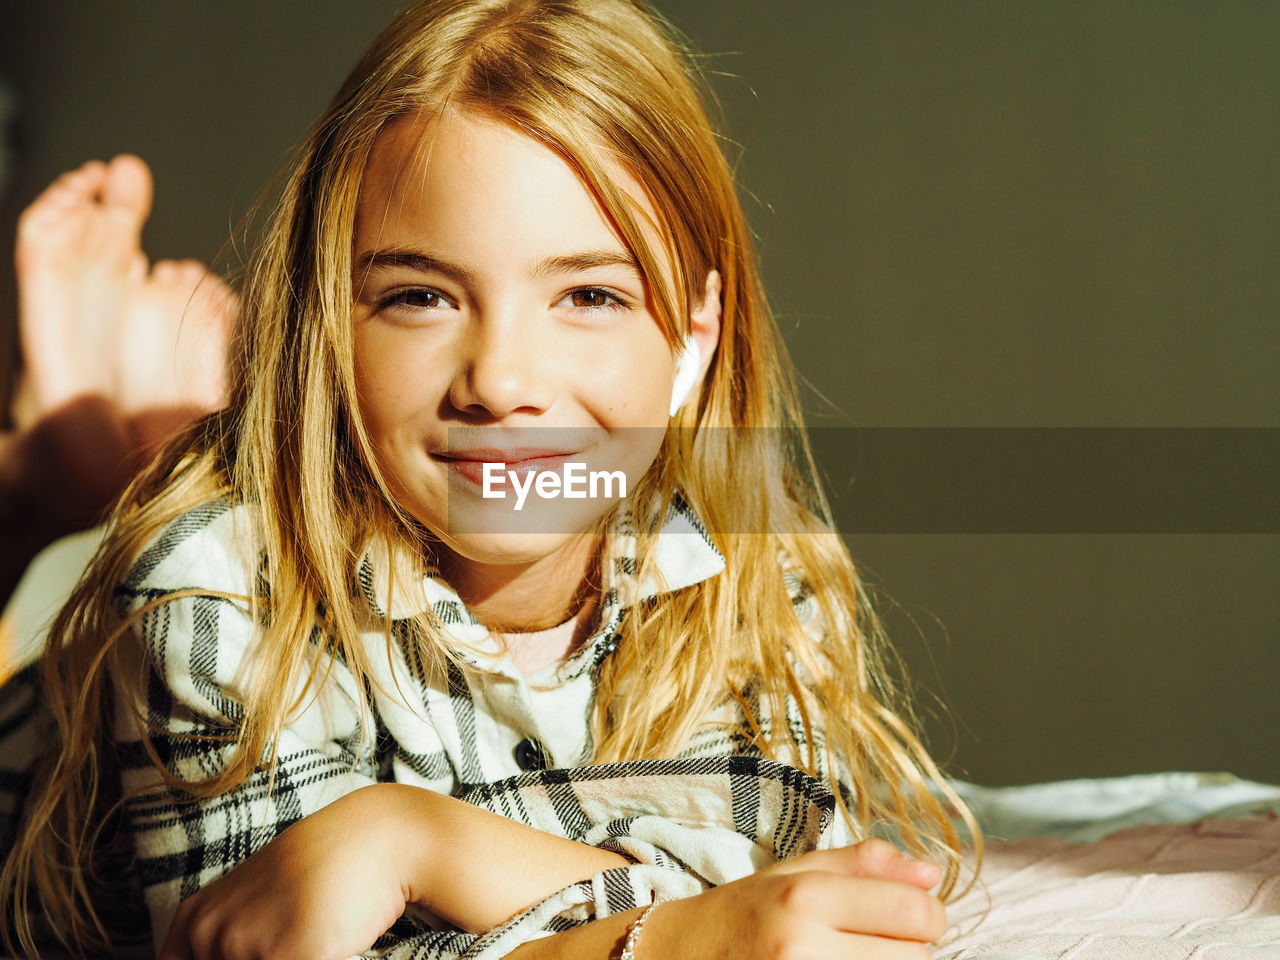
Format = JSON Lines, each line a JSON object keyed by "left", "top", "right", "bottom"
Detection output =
{"left": 4, "top": 497, "right": 856, "bottom": 958}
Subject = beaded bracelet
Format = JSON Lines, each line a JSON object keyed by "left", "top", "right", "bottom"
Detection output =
{"left": 619, "top": 899, "right": 662, "bottom": 960}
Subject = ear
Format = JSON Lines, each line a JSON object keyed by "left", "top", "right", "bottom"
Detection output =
{"left": 688, "top": 269, "right": 722, "bottom": 381}
{"left": 669, "top": 270, "right": 722, "bottom": 416}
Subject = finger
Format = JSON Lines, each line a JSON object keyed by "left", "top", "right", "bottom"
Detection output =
{"left": 834, "top": 931, "right": 936, "bottom": 960}
{"left": 776, "top": 839, "right": 943, "bottom": 890}
{"left": 896, "top": 857, "right": 942, "bottom": 891}
{"left": 773, "top": 872, "right": 947, "bottom": 943}
{"left": 839, "top": 841, "right": 943, "bottom": 891}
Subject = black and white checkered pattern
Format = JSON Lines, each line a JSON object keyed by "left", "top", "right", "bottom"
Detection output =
{"left": 3, "top": 498, "right": 854, "bottom": 958}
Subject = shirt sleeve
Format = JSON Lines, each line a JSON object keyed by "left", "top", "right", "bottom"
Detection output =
{"left": 357, "top": 755, "right": 835, "bottom": 960}
{"left": 781, "top": 557, "right": 865, "bottom": 851}
{"left": 111, "top": 507, "right": 376, "bottom": 953}
{"left": 111, "top": 507, "right": 845, "bottom": 960}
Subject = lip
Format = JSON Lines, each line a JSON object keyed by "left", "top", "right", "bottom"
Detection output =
{"left": 436, "top": 447, "right": 579, "bottom": 463}
{"left": 434, "top": 449, "right": 581, "bottom": 488}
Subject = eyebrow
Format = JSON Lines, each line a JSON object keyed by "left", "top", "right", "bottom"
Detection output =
{"left": 355, "top": 247, "right": 642, "bottom": 285}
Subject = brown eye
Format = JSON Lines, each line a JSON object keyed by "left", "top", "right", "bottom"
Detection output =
{"left": 571, "top": 289, "right": 610, "bottom": 308}
{"left": 565, "top": 287, "right": 628, "bottom": 312}
{"left": 389, "top": 289, "right": 442, "bottom": 309}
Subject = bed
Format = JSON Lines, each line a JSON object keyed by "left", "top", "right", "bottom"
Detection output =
{"left": 3, "top": 532, "right": 1278, "bottom": 957}
{"left": 942, "top": 774, "right": 1280, "bottom": 958}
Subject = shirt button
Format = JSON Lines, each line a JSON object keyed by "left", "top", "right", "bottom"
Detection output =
{"left": 514, "top": 737, "right": 549, "bottom": 771}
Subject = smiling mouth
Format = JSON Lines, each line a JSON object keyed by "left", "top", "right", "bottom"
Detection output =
{"left": 434, "top": 449, "right": 580, "bottom": 487}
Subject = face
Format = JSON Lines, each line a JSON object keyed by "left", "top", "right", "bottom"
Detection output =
{"left": 351, "top": 109, "right": 715, "bottom": 570}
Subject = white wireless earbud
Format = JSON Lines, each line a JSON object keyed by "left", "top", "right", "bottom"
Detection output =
{"left": 669, "top": 334, "right": 702, "bottom": 416}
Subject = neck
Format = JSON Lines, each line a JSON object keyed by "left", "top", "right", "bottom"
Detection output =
{"left": 436, "top": 534, "right": 602, "bottom": 632}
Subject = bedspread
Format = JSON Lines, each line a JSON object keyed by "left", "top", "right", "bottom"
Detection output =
{"left": 361, "top": 767, "right": 1280, "bottom": 959}
{"left": 940, "top": 816, "right": 1280, "bottom": 959}
{"left": 410, "top": 769, "right": 1280, "bottom": 959}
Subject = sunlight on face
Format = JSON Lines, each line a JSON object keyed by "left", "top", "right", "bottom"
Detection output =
{"left": 351, "top": 109, "right": 677, "bottom": 570}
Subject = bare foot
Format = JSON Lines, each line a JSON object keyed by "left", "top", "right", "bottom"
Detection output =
{"left": 13, "top": 154, "right": 235, "bottom": 446}
{"left": 117, "top": 257, "right": 235, "bottom": 449}
{"left": 14, "top": 154, "right": 151, "bottom": 418}
{"left": 3, "top": 155, "right": 236, "bottom": 611}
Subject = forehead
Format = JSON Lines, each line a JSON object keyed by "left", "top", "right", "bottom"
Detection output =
{"left": 354, "top": 109, "right": 673, "bottom": 280}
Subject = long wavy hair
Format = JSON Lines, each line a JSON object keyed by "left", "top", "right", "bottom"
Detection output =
{"left": 2, "top": 0, "right": 978, "bottom": 953}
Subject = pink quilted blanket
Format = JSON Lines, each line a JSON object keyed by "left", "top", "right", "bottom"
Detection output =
{"left": 939, "top": 816, "right": 1280, "bottom": 958}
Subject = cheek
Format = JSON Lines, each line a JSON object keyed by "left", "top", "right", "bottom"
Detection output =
{"left": 353, "top": 327, "right": 443, "bottom": 434}
{"left": 351, "top": 330, "right": 449, "bottom": 518}
{"left": 353, "top": 342, "right": 396, "bottom": 436}
{"left": 585, "top": 333, "right": 673, "bottom": 423}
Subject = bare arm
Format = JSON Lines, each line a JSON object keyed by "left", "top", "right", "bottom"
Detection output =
{"left": 376, "top": 782, "right": 631, "bottom": 932}
{"left": 501, "top": 908, "right": 639, "bottom": 960}
{"left": 504, "top": 842, "right": 948, "bottom": 960}
{"left": 162, "top": 783, "right": 944, "bottom": 960}
{"left": 159, "top": 782, "right": 633, "bottom": 959}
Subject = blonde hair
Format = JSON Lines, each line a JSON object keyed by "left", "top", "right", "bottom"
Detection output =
{"left": 3, "top": 0, "right": 978, "bottom": 953}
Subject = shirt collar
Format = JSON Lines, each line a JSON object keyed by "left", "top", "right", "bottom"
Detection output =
{"left": 356, "top": 495, "right": 726, "bottom": 680}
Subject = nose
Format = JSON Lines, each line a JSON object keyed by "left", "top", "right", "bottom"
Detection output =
{"left": 447, "top": 319, "right": 554, "bottom": 418}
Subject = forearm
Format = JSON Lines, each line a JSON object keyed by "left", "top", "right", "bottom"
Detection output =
{"left": 502, "top": 897, "right": 697, "bottom": 960}
{"left": 501, "top": 906, "right": 644, "bottom": 960}
{"left": 375, "top": 783, "right": 631, "bottom": 932}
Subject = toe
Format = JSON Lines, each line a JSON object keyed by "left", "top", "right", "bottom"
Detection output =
{"left": 127, "top": 251, "right": 149, "bottom": 284}
{"left": 15, "top": 165, "right": 100, "bottom": 258}
{"left": 102, "top": 154, "right": 153, "bottom": 226}
{"left": 176, "top": 259, "right": 209, "bottom": 281}
{"left": 73, "top": 160, "right": 109, "bottom": 192}
{"left": 58, "top": 162, "right": 108, "bottom": 203}
{"left": 25, "top": 164, "right": 101, "bottom": 218}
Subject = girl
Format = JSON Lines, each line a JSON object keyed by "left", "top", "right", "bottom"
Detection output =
{"left": 2, "top": 1, "right": 978, "bottom": 957}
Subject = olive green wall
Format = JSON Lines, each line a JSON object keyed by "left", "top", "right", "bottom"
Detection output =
{"left": 2, "top": 2, "right": 1275, "bottom": 785}
{"left": 663, "top": 1, "right": 1279, "bottom": 786}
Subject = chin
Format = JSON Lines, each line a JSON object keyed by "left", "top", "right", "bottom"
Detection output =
{"left": 438, "top": 530, "right": 592, "bottom": 568}
{"left": 426, "top": 494, "right": 619, "bottom": 567}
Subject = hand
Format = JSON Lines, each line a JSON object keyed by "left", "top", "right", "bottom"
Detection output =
{"left": 158, "top": 785, "right": 409, "bottom": 960}
{"left": 642, "top": 839, "right": 947, "bottom": 959}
